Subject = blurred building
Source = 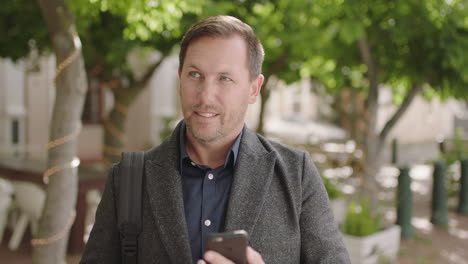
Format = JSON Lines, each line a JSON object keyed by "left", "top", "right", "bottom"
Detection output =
{"left": 1, "top": 56, "right": 467, "bottom": 164}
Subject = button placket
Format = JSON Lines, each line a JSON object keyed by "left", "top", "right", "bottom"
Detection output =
{"left": 202, "top": 170, "right": 216, "bottom": 232}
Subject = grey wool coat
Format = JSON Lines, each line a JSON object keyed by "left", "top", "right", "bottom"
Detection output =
{"left": 80, "top": 122, "right": 350, "bottom": 264}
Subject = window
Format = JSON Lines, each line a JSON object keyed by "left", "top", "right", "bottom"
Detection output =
{"left": 11, "top": 119, "right": 19, "bottom": 144}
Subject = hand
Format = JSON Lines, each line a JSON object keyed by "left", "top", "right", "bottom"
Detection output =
{"left": 197, "top": 246, "right": 265, "bottom": 264}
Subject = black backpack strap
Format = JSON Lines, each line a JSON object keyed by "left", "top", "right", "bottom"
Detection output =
{"left": 117, "top": 151, "right": 145, "bottom": 264}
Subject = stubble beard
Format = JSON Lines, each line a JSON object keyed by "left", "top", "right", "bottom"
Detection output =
{"left": 186, "top": 105, "right": 247, "bottom": 144}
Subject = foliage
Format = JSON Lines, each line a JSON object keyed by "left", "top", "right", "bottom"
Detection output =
{"left": 73, "top": 0, "right": 203, "bottom": 86}
{"left": 343, "top": 200, "right": 381, "bottom": 237}
{"left": 322, "top": 177, "right": 342, "bottom": 200}
{"left": 2, "top": 0, "right": 467, "bottom": 101}
{"left": 199, "top": 0, "right": 320, "bottom": 84}
{"left": 0, "top": 0, "right": 204, "bottom": 78}
{"left": 300, "top": 0, "right": 468, "bottom": 99}
{"left": 0, "top": 0, "right": 50, "bottom": 60}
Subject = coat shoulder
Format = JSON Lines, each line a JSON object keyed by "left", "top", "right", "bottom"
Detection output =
{"left": 254, "top": 132, "right": 308, "bottom": 163}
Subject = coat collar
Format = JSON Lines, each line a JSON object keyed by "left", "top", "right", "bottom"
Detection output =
{"left": 144, "top": 121, "right": 276, "bottom": 262}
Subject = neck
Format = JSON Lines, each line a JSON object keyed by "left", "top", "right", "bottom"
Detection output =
{"left": 185, "top": 129, "right": 241, "bottom": 168}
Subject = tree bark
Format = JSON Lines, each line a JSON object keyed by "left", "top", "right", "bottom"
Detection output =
{"left": 34, "top": 0, "right": 87, "bottom": 263}
{"left": 357, "top": 38, "right": 380, "bottom": 195}
{"left": 102, "top": 57, "right": 165, "bottom": 166}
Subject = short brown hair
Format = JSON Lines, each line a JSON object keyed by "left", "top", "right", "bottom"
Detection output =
{"left": 179, "top": 15, "right": 264, "bottom": 80}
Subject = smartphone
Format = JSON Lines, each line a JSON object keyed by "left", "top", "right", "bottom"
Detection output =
{"left": 205, "top": 230, "right": 248, "bottom": 264}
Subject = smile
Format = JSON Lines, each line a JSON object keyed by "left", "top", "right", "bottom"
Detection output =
{"left": 195, "top": 112, "right": 219, "bottom": 118}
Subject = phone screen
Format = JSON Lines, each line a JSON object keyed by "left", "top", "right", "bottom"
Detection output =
{"left": 205, "top": 230, "right": 248, "bottom": 264}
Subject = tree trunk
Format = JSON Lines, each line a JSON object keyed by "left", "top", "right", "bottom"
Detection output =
{"left": 34, "top": 0, "right": 87, "bottom": 263}
{"left": 102, "top": 58, "right": 165, "bottom": 166}
{"left": 357, "top": 38, "right": 381, "bottom": 197}
{"left": 256, "top": 80, "right": 271, "bottom": 135}
{"left": 102, "top": 87, "right": 134, "bottom": 166}
{"left": 366, "top": 83, "right": 422, "bottom": 184}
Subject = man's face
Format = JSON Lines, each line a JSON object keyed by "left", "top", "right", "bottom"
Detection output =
{"left": 179, "top": 35, "right": 263, "bottom": 143}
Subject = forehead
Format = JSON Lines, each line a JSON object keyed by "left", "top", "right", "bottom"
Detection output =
{"left": 183, "top": 35, "right": 249, "bottom": 74}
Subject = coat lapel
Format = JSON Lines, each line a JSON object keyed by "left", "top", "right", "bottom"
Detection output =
{"left": 224, "top": 128, "right": 277, "bottom": 235}
{"left": 144, "top": 123, "right": 192, "bottom": 263}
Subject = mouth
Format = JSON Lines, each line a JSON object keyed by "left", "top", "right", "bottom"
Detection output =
{"left": 194, "top": 111, "right": 219, "bottom": 118}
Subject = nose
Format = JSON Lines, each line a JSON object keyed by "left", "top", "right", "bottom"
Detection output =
{"left": 197, "top": 79, "right": 217, "bottom": 104}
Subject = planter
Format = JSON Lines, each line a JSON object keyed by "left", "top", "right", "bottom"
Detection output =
{"left": 343, "top": 225, "right": 401, "bottom": 264}
{"left": 330, "top": 198, "right": 346, "bottom": 224}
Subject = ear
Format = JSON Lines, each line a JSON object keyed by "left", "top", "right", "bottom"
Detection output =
{"left": 248, "top": 74, "right": 264, "bottom": 104}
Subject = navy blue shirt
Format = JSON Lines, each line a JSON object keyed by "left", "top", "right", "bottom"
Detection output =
{"left": 179, "top": 122, "right": 242, "bottom": 263}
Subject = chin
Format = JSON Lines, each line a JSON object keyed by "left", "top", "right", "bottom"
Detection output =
{"left": 193, "top": 133, "right": 223, "bottom": 143}
{"left": 189, "top": 127, "right": 224, "bottom": 143}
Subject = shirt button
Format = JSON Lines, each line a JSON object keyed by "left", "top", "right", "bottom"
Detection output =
{"left": 191, "top": 161, "right": 196, "bottom": 166}
{"left": 207, "top": 173, "right": 214, "bottom": 180}
{"left": 204, "top": 219, "right": 211, "bottom": 227}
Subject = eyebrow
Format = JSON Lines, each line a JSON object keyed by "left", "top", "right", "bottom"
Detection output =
{"left": 218, "top": 71, "right": 234, "bottom": 76}
{"left": 185, "top": 65, "right": 234, "bottom": 76}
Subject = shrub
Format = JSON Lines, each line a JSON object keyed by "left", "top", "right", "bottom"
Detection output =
{"left": 323, "top": 176, "right": 342, "bottom": 200}
{"left": 343, "top": 200, "right": 381, "bottom": 237}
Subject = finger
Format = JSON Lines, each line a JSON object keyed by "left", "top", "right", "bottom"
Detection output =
{"left": 197, "top": 260, "right": 207, "bottom": 264}
{"left": 246, "top": 246, "right": 265, "bottom": 264}
{"left": 204, "top": 250, "right": 235, "bottom": 264}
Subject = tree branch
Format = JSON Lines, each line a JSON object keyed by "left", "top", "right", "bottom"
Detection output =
{"left": 133, "top": 54, "right": 168, "bottom": 89}
{"left": 379, "top": 83, "right": 422, "bottom": 143}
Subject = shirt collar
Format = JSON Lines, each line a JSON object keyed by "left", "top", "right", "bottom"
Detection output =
{"left": 179, "top": 121, "right": 243, "bottom": 171}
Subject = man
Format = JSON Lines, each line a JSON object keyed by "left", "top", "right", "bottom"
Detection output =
{"left": 81, "top": 15, "right": 350, "bottom": 264}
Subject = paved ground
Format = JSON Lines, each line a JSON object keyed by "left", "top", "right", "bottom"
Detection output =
{"left": 1, "top": 164, "right": 467, "bottom": 263}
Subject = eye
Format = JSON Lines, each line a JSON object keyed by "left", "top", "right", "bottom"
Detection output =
{"left": 220, "top": 76, "right": 233, "bottom": 82}
{"left": 189, "top": 71, "right": 201, "bottom": 78}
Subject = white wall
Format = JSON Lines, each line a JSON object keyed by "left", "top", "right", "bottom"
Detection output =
{"left": 77, "top": 124, "right": 103, "bottom": 160}
{"left": 0, "top": 59, "right": 27, "bottom": 155}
